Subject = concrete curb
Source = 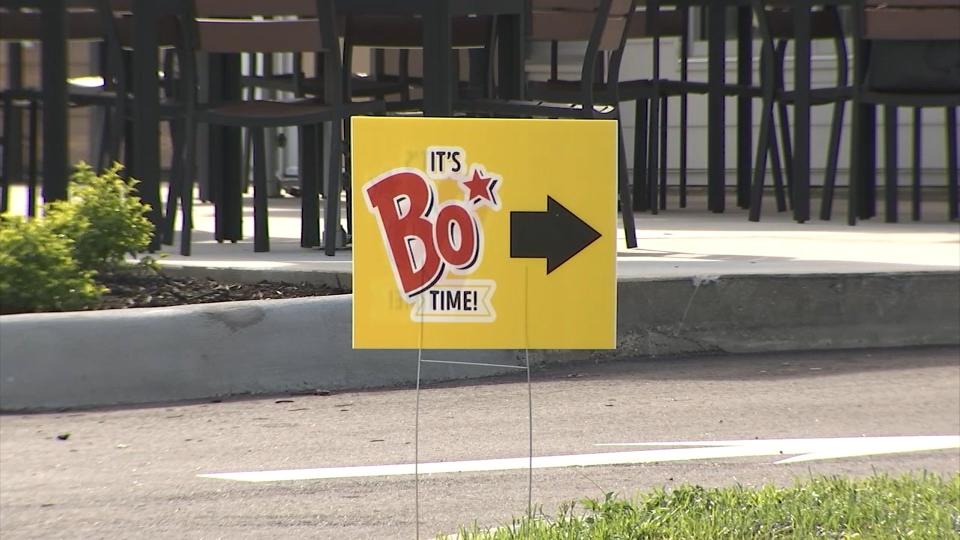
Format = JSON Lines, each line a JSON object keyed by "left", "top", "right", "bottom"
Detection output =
{"left": 2, "top": 271, "right": 957, "bottom": 411}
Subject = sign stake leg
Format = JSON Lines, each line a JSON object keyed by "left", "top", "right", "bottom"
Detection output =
{"left": 524, "top": 267, "right": 533, "bottom": 517}
{"left": 415, "top": 305, "right": 424, "bottom": 540}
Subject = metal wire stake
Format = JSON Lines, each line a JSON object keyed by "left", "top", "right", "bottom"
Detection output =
{"left": 415, "top": 297, "right": 424, "bottom": 540}
{"left": 524, "top": 267, "right": 533, "bottom": 517}
{"left": 415, "top": 347, "right": 422, "bottom": 540}
{"left": 526, "top": 347, "right": 533, "bottom": 516}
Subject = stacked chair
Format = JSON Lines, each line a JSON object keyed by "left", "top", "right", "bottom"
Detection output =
{"left": 749, "top": 3, "right": 849, "bottom": 222}
{"left": 455, "top": 0, "right": 640, "bottom": 249}
{"left": 214, "top": 13, "right": 494, "bottom": 249}
{"left": 163, "top": 0, "right": 384, "bottom": 255}
{"left": 850, "top": 0, "right": 959, "bottom": 224}
{"left": 620, "top": 3, "right": 707, "bottom": 214}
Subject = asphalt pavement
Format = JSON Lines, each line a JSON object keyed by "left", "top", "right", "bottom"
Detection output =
{"left": 2, "top": 346, "right": 959, "bottom": 539}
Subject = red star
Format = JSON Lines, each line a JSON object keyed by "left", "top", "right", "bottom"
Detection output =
{"left": 461, "top": 168, "right": 500, "bottom": 208}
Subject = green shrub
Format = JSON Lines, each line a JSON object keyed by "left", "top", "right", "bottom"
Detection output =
{"left": 0, "top": 215, "right": 104, "bottom": 314}
{"left": 46, "top": 162, "right": 154, "bottom": 272}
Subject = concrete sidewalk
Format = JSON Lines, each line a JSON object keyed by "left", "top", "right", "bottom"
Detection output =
{"left": 7, "top": 184, "right": 957, "bottom": 279}
{"left": 152, "top": 191, "right": 959, "bottom": 282}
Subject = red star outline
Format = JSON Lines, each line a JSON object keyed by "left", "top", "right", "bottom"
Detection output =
{"left": 460, "top": 167, "right": 500, "bottom": 209}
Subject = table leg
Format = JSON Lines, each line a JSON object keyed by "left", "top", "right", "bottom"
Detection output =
{"left": 422, "top": 1, "right": 453, "bottom": 116}
{"left": 208, "top": 54, "right": 244, "bottom": 242}
{"left": 132, "top": 0, "right": 163, "bottom": 249}
{"left": 707, "top": 2, "right": 726, "bottom": 213}
{"left": 40, "top": 1, "right": 69, "bottom": 203}
{"left": 497, "top": 10, "right": 525, "bottom": 101}
{"left": 736, "top": 5, "right": 752, "bottom": 209}
{"left": 792, "top": 3, "right": 811, "bottom": 223}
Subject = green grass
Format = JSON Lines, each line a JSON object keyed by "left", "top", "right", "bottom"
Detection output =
{"left": 449, "top": 473, "right": 960, "bottom": 539}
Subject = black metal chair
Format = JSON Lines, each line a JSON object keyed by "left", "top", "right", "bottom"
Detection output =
{"left": 620, "top": 4, "right": 708, "bottom": 214}
{"left": 232, "top": 15, "right": 493, "bottom": 242}
{"left": 850, "top": 0, "right": 959, "bottom": 224}
{"left": 455, "top": 0, "right": 639, "bottom": 249}
{"left": 0, "top": 0, "right": 126, "bottom": 216}
{"left": 749, "top": 3, "right": 850, "bottom": 222}
{"left": 169, "top": 0, "right": 383, "bottom": 255}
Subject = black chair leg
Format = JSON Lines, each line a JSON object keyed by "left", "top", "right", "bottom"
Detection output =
{"left": 122, "top": 117, "right": 136, "bottom": 179}
{"left": 658, "top": 97, "right": 668, "bottom": 211}
{"left": 647, "top": 90, "right": 660, "bottom": 216}
{"left": 679, "top": 92, "right": 688, "bottom": 209}
{"left": 911, "top": 107, "right": 922, "bottom": 221}
{"left": 751, "top": 10, "right": 775, "bottom": 222}
{"left": 180, "top": 117, "right": 197, "bottom": 257}
{"left": 616, "top": 115, "right": 637, "bottom": 249}
{"left": 323, "top": 119, "right": 343, "bottom": 256}
{"left": 95, "top": 107, "right": 110, "bottom": 172}
{"left": 241, "top": 128, "right": 253, "bottom": 194}
{"left": 750, "top": 98, "right": 775, "bottom": 222}
{"left": 632, "top": 99, "right": 649, "bottom": 211}
{"left": 1, "top": 101, "right": 17, "bottom": 214}
{"left": 820, "top": 100, "right": 845, "bottom": 221}
{"left": 27, "top": 101, "right": 38, "bottom": 218}
{"left": 679, "top": 6, "right": 690, "bottom": 208}
{"left": 300, "top": 124, "right": 320, "bottom": 248}
{"left": 345, "top": 186, "right": 353, "bottom": 237}
{"left": 251, "top": 127, "right": 270, "bottom": 252}
{"left": 164, "top": 119, "right": 183, "bottom": 245}
{"left": 884, "top": 105, "right": 898, "bottom": 223}
{"left": 0, "top": 134, "right": 7, "bottom": 215}
{"left": 95, "top": 102, "right": 123, "bottom": 173}
{"left": 849, "top": 97, "right": 864, "bottom": 227}
{"left": 946, "top": 107, "right": 958, "bottom": 221}
{"left": 775, "top": 41, "right": 793, "bottom": 210}
{"left": 768, "top": 113, "right": 787, "bottom": 213}
{"left": 316, "top": 121, "right": 326, "bottom": 199}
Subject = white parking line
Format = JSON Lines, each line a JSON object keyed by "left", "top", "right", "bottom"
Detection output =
{"left": 198, "top": 435, "right": 959, "bottom": 482}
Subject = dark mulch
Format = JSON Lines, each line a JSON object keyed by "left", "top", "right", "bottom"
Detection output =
{"left": 95, "top": 271, "right": 348, "bottom": 311}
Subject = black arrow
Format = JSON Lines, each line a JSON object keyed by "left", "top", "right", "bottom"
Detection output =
{"left": 510, "top": 196, "right": 602, "bottom": 274}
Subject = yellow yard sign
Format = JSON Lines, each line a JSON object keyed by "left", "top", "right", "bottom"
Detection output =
{"left": 351, "top": 117, "right": 616, "bottom": 349}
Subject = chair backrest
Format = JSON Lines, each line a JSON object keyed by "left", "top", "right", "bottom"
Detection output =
{"left": 345, "top": 15, "right": 491, "bottom": 49}
{"left": 852, "top": 0, "right": 960, "bottom": 93}
{"left": 763, "top": 8, "right": 846, "bottom": 40}
{"left": 174, "top": 0, "right": 345, "bottom": 108}
{"left": 754, "top": 6, "right": 848, "bottom": 87}
{"left": 529, "top": 0, "right": 636, "bottom": 93}
{"left": 186, "top": 0, "right": 333, "bottom": 54}
{"left": 530, "top": 0, "right": 634, "bottom": 51}
{"left": 626, "top": 9, "right": 684, "bottom": 40}
{"left": 193, "top": 0, "right": 317, "bottom": 18}
{"left": 862, "top": 0, "right": 960, "bottom": 40}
